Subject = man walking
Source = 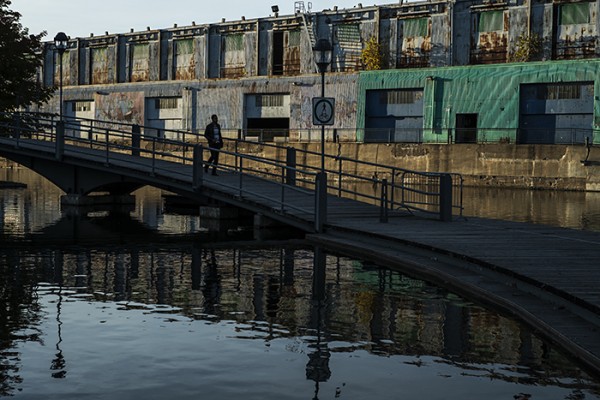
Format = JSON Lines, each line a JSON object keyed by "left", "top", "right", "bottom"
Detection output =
{"left": 204, "top": 114, "right": 223, "bottom": 176}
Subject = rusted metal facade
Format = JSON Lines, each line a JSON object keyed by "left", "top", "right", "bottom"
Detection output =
{"left": 38, "top": 0, "right": 600, "bottom": 144}
{"left": 42, "top": 0, "right": 600, "bottom": 84}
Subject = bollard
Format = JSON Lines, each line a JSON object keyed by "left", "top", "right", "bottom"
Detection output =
{"left": 131, "top": 124, "right": 141, "bottom": 156}
{"left": 439, "top": 173, "right": 453, "bottom": 222}
{"left": 192, "top": 144, "right": 204, "bottom": 191}
{"left": 315, "top": 172, "right": 327, "bottom": 232}
{"left": 380, "top": 178, "right": 388, "bottom": 223}
{"left": 55, "top": 121, "right": 65, "bottom": 161}
{"left": 286, "top": 147, "right": 297, "bottom": 186}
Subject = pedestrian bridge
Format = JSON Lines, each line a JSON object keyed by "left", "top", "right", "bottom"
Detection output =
{"left": 0, "top": 112, "right": 463, "bottom": 233}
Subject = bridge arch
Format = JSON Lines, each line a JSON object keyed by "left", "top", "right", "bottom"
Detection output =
{"left": 3, "top": 152, "right": 145, "bottom": 196}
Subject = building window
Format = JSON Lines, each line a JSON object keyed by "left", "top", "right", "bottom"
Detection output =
{"left": 333, "top": 23, "right": 362, "bottom": 72}
{"left": 403, "top": 18, "right": 428, "bottom": 37}
{"left": 131, "top": 43, "right": 150, "bottom": 82}
{"left": 256, "top": 94, "right": 284, "bottom": 107}
{"left": 382, "top": 90, "right": 423, "bottom": 104}
{"left": 335, "top": 23, "right": 361, "bottom": 43}
{"left": 174, "top": 39, "right": 194, "bottom": 80}
{"left": 536, "top": 83, "right": 583, "bottom": 100}
{"left": 54, "top": 50, "right": 70, "bottom": 86}
{"left": 559, "top": 2, "right": 591, "bottom": 25}
{"left": 91, "top": 47, "right": 109, "bottom": 84}
{"left": 222, "top": 34, "right": 245, "bottom": 78}
{"left": 288, "top": 30, "right": 301, "bottom": 47}
{"left": 72, "top": 101, "right": 92, "bottom": 112}
{"left": 478, "top": 11, "right": 504, "bottom": 32}
{"left": 224, "top": 33, "right": 244, "bottom": 52}
{"left": 155, "top": 97, "right": 179, "bottom": 109}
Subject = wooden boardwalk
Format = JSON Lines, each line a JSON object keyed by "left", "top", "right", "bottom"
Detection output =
{"left": 312, "top": 209, "right": 600, "bottom": 375}
{"left": 1, "top": 136, "right": 600, "bottom": 373}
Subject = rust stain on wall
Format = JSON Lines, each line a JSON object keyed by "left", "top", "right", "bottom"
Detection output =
{"left": 471, "top": 31, "right": 508, "bottom": 64}
{"left": 96, "top": 92, "right": 145, "bottom": 125}
{"left": 283, "top": 46, "right": 301, "bottom": 75}
{"left": 398, "top": 36, "right": 432, "bottom": 68}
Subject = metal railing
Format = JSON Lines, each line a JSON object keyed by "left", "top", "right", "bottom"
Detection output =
{"left": 0, "top": 112, "right": 463, "bottom": 224}
{"left": 228, "top": 139, "right": 463, "bottom": 220}
{"left": 229, "top": 127, "right": 597, "bottom": 145}
{"left": 17, "top": 114, "right": 594, "bottom": 146}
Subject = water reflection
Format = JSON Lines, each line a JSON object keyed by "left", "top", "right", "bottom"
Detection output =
{"left": 1, "top": 168, "right": 600, "bottom": 398}
{"left": 1, "top": 237, "right": 599, "bottom": 398}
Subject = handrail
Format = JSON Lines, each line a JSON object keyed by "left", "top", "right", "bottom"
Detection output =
{"left": 0, "top": 112, "right": 463, "bottom": 222}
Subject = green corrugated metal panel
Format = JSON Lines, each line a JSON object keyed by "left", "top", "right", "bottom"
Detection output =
{"left": 357, "top": 59, "right": 600, "bottom": 143}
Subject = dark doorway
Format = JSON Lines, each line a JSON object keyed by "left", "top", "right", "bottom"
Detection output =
{"left": 246, "top": 118, "right": 289, "bottom": 141}
{"left": 273, "top": 31, "right": 284, "bottom": 76}
{"left": 455, "top": 113, "right": 478, "bottom": 143}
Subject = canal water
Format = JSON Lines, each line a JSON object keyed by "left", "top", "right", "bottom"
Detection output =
{"left": 1, "top": 168, "right": 600, "bottom": 399}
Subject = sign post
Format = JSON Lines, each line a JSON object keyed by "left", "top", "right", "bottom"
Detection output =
{"left": 312, "top": 97, "right": 335, "bottom": 172}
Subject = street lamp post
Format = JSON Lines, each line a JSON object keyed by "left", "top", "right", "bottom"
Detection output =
{"left": 312, "top": 38, "right": 332, "bottom": 172}
{"left": 53, "top": 32, "right": 68, "bottom": 121}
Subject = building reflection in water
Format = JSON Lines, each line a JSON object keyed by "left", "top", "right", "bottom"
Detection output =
{"left": 1, "top": 230, "right": 598, "bottom": 398}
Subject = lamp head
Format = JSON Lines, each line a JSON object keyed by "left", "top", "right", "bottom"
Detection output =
{"left": 54, "top": 32, "right": 68, "bottom": 55}
{"left": 312, "top": 38, "right": 332, "bottom": 73}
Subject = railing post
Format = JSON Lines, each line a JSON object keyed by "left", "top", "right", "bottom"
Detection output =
{"left": 55, "top": 120, "right": 65, "bottom": 161}
{"left": 338, "top": 158, "right": 343, "bottom": 196}
{"left": 105, "top": 128, "right": 110, "bottom": 164}
{"left": 132, "top": 124, "right": 141, "bottom": 156}
{"left": 380, "top": 178, "right": 388, "bottom": 223}
{"left": 315, "top": 172, "right": 327, "bottom": 233}
{"left": 151, "top": 138, "right": 156, "bottom": 175}
{"left": 192, "top": 144, "right": 203, "bottom": 191}
{"left": 12, "top": 113, "right": 21, "bottom": 148}
{"left": 286, "top": 147, "right": 296, "bottom": 186}
{"left": 238, "top": 157, "right": 244, "bottom": 197}
{"left": 439, "top": 173, "right": 453, "bottom": 222}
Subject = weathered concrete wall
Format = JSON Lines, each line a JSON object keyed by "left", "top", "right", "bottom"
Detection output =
{"left": 2, "top": 142, "right": 598, "bottom": 191}
{"left": 253, "top": 143, "right": 600, "bottom": 191}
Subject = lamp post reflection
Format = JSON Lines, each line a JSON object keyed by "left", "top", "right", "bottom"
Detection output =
{"left": 306, "top": 246, "right": 331, "bottom": 399}
{"left": 50, "top": 254, "right": 67, "bottom": 379}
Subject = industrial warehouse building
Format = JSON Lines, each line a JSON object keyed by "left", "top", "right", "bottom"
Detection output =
{"left": 36, "top": 0, "right": 599, "bottom": 146}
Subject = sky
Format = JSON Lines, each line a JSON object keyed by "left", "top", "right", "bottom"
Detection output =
{"left": 10, "top": 0, "right": 378, "bottom": 39}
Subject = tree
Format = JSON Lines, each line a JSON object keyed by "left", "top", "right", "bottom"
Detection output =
{"left": 361, "top": 36, "right": 384, "bottom": 71}
{"left": 0, "top": 0, "right": 53, "bottom": 112}
{"left": 509, "top": 33, "right": 542, "bottom": 63}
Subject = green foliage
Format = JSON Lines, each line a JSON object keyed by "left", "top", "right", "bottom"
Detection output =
{"left": 361, "top": 36, "right": 383, "bottom": 71}
{"left": 0, "top": 0, "right": 54, "bottom": 112}
{"left": 510, "top": 33, "right": 542, "bottom": 63}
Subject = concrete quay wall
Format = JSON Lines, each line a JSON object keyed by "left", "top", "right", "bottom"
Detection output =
{"left": 251, "top": 143, "right": 600, "bottom": 191}
{"left": 2, "top": 142, "right": 599, "bottom": 191}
